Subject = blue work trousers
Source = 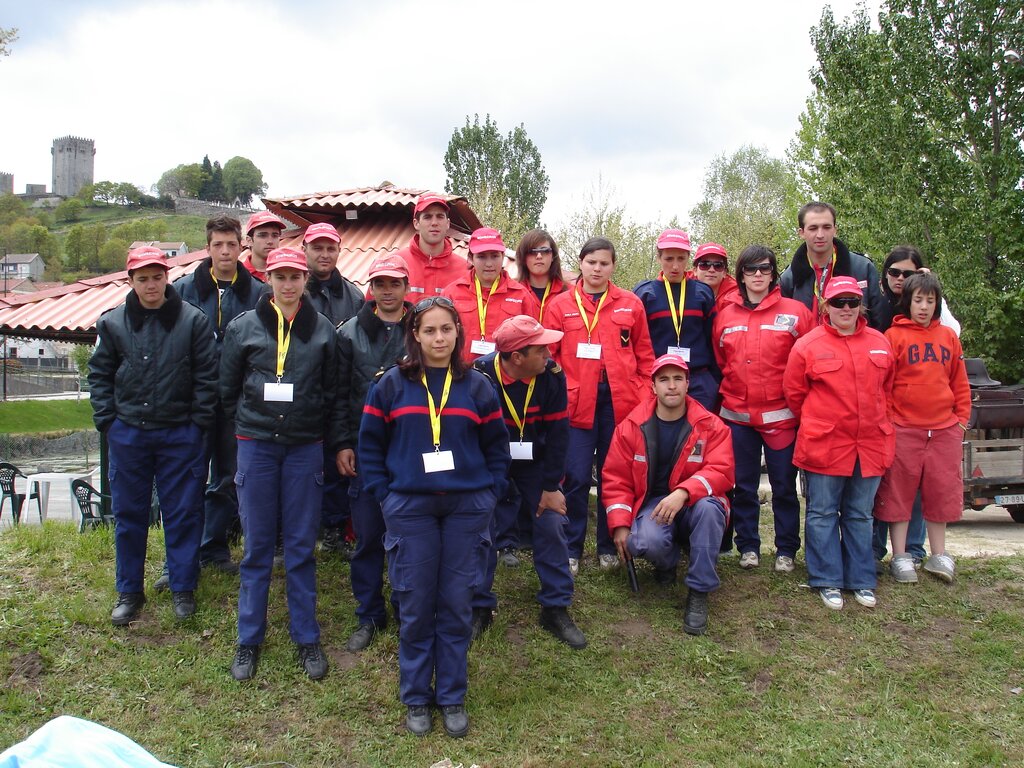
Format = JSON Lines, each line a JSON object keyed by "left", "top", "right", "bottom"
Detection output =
{"left": 687, "top": 368, "right": 720, "bottom": 412}
{"left": 627, "top": 495, "right": 727, "bottom": 592}
{"left": 564, "top": 383, "right": 616, "bottom": 559}
{"left": 320, "top": 445, "right": 350, "bottom": 533}
{"left": 235, "top": 439, "right": 323, "bottom": 646}
{"left": 107, "top": 419, "right": 205, "bottom": 593}
{"left": 199, "top": 405, "right": 238, "bottom": 565}
{"left": 348, "top": 475, "right": 398, "bottom": 627}
{"left": 729, "top": 422, "right": 801, "bottom": 558}
{"left": 383, "top": 489, "right": 494, "bottom": 707}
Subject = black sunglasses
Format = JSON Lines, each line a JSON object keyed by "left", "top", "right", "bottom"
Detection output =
{"left": 694, "top": 260, "right": 727, "bottom": 272}
{"left": 741, "top": 263, "right": 773, "bottom": 276}
{"left": 887, "top": 267, "right": 918, "bottom": 279}
{"left": 528, "top": 247, "right": 554, "bottom": 255}
{"left": 827, "top": 296, "right": 862, "bottom": 308}
{"left": 413, "top": 296, "right": 456, "bottom": 313}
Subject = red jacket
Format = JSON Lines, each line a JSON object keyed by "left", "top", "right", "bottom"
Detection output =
{"left": 603, "top": 397, "right": 734, "bottom": 532}
{"left": 535, "top": 275, "right": 570, "bottom": 324}
{"left": 884, "top": 316, "right": 971, "bottom": 429}
{"left": 686, "top": 271, "right": 739, "bottom": 312}
{"left": 443, "top": 270, "right": 540, "bottom": 361}
{"left": 546, "top": 282, "right": 655, "bottom": 429}
{"left": 395, "top": 235, "right": 469, "bottom": 300}
{"left": 783, "top": 318, "right": 895, "bottom": 477}
{"left": 713, "top": 288, "right": 815, "bottom": 430}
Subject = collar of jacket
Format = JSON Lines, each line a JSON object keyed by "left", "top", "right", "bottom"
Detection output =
{"left": 193, "top": 257, "right": 256, "bottom": 302}
{"left": 790, "top": 238, "right": 853, "bottom": 284}
{"left": 356, "top": 300, "right": 412, "bottom": 338}
{"left": 255, "top": 292, "right": 317, "bottom": 343}
{"left": 126, "top": 284, "right": 183, "bottom": 332}
{"left": 306, "top": 269, "right": 348, "bottom": 298}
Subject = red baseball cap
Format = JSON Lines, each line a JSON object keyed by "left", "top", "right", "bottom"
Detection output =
{"left": 823, "top": 275, "right": 863, "bottom": 299}
{"left": 656, "top": 229, "right": 692, "bottom": 252}
{"left": 368, "top": 254, "right": 410, "bottom": 280}
{"left": 126, "top": 246, "right": 169, "bottom": 271}
{"left": 695, "top": 242, "right": 728, "bottom": 261}
{"left": 651, "top": 353, "right": 690, "bottom": 377}
{"left": 413, "top": 193, "right": 450, "bottom": 216}
{"left": 469, "top": 227, "right": 507, "bottom": 255}
{"left": 303, "top": 222, "right": 340, "bottom": 243}
{"left": 265, "top": 247, "right": 308, "bottom": 273}
{"left": 245, "top": 211, "right": 286, "bottom": 235}
{"left": 493, "top": 315, "right": 563, "bottom": 353}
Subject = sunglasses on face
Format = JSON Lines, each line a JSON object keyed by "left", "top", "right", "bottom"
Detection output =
{"left": 887, "top": 267, "right": 918, "bottom": 279}
{"left": 695, "top": 260, "right": 727, "bottom": 272}
{"left": 827, "top": 296, "right": 862, "bottom": 308}
{"left": 413, "top": 295, "right": 456, "bottom": 313}
{"left": 528, "top": 247, "right": 553, "bottom": 255}
{"left": 741, "top": 263, "right": 773, "bottom": 276}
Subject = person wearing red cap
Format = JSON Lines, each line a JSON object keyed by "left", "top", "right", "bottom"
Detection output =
{"left": 783, "top": 276, "right": 895, "bottom": 611}
{"left": 545, "top": 237, "right": 655, "bottom": 574}
{"left": 336, "top": 254, "right": 414, "bottom": 652}
{"left": 88, "top": 246, "right": 219, "bottom": 626}
{"left": 603, "top": 354, "right": 734, "bottom": 635}
{"left": 220, "top": 247, "right": 344, "bottom": 682}
{"left": 634, "top": 229, "right": 720, "bottom": 410}
{"left": 240, "top": 211, "right": 287, "bottom": 282}
{"left": 514, "top": 229, "right": 570, "bottom": 323}
{"left": 688, "top": 242, "right": 739, "bottom": 310}
{"left": 713, "top": 245, "right": 814, "bottom": 573}
{"left": 393, "top": 192, "right": 469, "bottom": 302}
{"left": 470, "top": 315, "right": 586, "bottom": 649}
{"left": 442, "top": 227, "right": 539, "bottom": 362}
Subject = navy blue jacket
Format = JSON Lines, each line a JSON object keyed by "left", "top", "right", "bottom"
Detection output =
{"left": 633, "top": 276, "right": 718, "bottom": 371}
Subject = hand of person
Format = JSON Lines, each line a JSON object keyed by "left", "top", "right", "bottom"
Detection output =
{"left": 336, "top": 448, "right": 357, "bottom": 477}
{"left": 651, "top": 489, "right": 689, "bottom": 525}
{"left": 538, "top": 489, "right": 567, "bottom": 516}
{"left": 613, "top": 526, "right": 631, "bottom": 563}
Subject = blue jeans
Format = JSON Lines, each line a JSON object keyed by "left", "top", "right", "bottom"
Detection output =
{"left": 200, "top": 405, "right": 238, "bottom": 565}
{"left": 729, "top": 423, "right": 800, "bottom": 558}
{"left": 804, "top": 462, "right": 879, "bottom": 590}
{"left": 564, "top": 382, "right": 616, "bottom": 559}
{"left": 873, "top": 493, "right": 926, "bottom": 561}
{"left": 348, "top": 475, "right": 398, "bottom": 627}
{"left": 627, "top": 495, "right": 726, "bottom": 592}
{"left": 235, "top": 439, "right": 323, "bottom": 646}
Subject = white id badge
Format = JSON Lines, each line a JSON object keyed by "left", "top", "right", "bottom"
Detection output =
{"left": 470, "top": 339, "right": 496, "bottom": 355}
{"left": 576, "top": 342, "right": 602, "bottom": 359}
{"left": 422, "top": 450, "right": 455, "bottom": 473}
{"left": 667, "top": 346, "right": 691, "bottom": 362}
{"left": 510, "top": 441, "right": 534, "bottom": 460}
{"left": 264, "top": 382, "right": 294, "bottom": 402}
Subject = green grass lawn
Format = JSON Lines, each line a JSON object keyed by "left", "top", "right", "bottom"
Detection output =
{"left": 1, "top": 521, "right": 1022, "bottom": 767}
{"left": 0, "top": 399, "right": 94, "bottom": 434}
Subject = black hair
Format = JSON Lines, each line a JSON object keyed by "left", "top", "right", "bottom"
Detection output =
{"left": 515, "top": 229, "right": 563, "bottom": 284}
{"left": 579, "top": 236, "right": 616, "bottom": 263}
{"left": 797, "top": 201, "right": 837, "bottom": 228}
{"left": 735, "top": 244, "right": 779, "bottom": 302}
{"left": 898, "top": 272, "right": 943, "bottom": 323}
{"left": 399, "top": 299, "right": 468, "bottom": 380}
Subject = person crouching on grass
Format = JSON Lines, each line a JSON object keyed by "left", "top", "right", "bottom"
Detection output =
{"left": 219, "top": 247, "right": 343, "bottom": 682}
{"left": 873, "top": 272, "right": 971, "bottom": 584}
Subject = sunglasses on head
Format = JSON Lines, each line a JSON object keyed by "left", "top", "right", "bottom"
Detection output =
{"left": 827, "top": 296, "right": 862, "bottom": 308}
{"left": 887, "top": 267, "right": 918, "bottom": 279}
{"left": 695, "top": 260, "right": 727, "bottom": 272}
{"left": 528, "top": 247, "right": 553, "bottom": 255}
{"left": 413, "top": 295, "right": 456, "bottom": 313}
{"left": 741, "top": 263, "right": 773, "bottom": 276}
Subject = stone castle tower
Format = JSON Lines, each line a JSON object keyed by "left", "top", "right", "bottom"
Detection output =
{"left": 51, "top": 136, "right": 95, "bottom": 197}
{"left": 0, "top": 172, "right": 12, "bottom": 196}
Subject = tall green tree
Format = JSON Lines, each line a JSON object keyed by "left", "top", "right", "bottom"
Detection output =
{"left": 55, "top": 198, "right": 85, "bottom": 223}
{"left": 0, "top": 26, "right": 16, "bottom": 57}
{"left": 222, "top": 157, "right": 267, "bottom": 204}
{"left": 156, "top": 164, "right": 205, "bottom": 198}
{"left": 444, "top": 114, "right": 549, "bottom": 247}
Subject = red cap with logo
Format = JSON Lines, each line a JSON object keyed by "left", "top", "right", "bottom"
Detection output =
{"left": 656, "top": 229, "right": 692, "bottom": 252}
{"left": 368, "top": 254, "right": 410, "bottom": 280}
{"left": 823, "top": 275, "right": 863, "bottom": 299}
{"left": 303, "top": 222, "right": 340, "bottom": 243}
{"left": 245, "top": 211, "right": 286, "bottom": 235}
{"left": 651, "top": 353, "right": 690, "bottom": 377}
{"left": 469, "top": 227, "right": 507, "bottom": 255}
{"left": 413, "top": 192, "right": 450, "bottom": 216}
{"left": 695, "top": 242, "right": 728, "bottom": 261}
{"left": 265, "top": 247, "right": 309, "bottom": 273}
{"left": 126, "top": 246, "right": 169, "bottom": 271}
{"left": 494, "top": 315, "right": 564, "bottom": 353}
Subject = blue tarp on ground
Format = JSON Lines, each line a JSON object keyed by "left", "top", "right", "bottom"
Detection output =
{"left": 0, "top": 716, "right": 177, "bottom": 768}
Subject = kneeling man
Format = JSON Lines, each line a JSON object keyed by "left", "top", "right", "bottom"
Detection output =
{"left": 603, "top": 354, "right": 734, "bottom": 635}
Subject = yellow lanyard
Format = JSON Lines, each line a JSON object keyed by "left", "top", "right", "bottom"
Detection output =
{"left": 812, "top": 249, "right": 837, "bottom": 316}
{"left": 538, "top": 281, "right": 552, "bottom": 324}
{"left": 573, "top": 286, "right": 609, "bottom": 343}
{"left": 270, "top": 301, "right": 293, "bottom": 381}
{"left": 421, "top": 367, "right": 453, "bottom": 450}
{"left": 474, "top": 273, "right": 500, "bottom": 339}
{"left": 494, "top": 356, "right": 536, "bottom": 442}
{"left": 663, "top": 275, "right": 686, "bottom": 345}
{"left": 211, "top": 267, "right": 237, "bottom": 330}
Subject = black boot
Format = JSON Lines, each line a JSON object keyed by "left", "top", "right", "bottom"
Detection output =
{"left": 111, "top": 592, "right": 145, "bottom": 626}
{"left": 683, "top": 589, "right": 709, "bottom": 636}
{"left": 539, "top": 606, "right": 587, "bottom": 649}
{"left": 470, "top": 607, "right": 493, "bottom": 642}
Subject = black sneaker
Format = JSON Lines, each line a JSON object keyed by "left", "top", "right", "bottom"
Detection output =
{"left": 441, "top": 704, "right": 469, "bottom": 738}
{"left": 498, "top": 547, "right": 521, "bottom": 568}
{"left": 470, "top": 607, "right": 493, "bottom": 642}
{"left": 153, "top": 571, "right": 170, "bottom": 593}
{"left": 683, "top": 589, "right": 709, "bottom": 636}
{"left": 231, "top": 644, "right": 260, "bottom": 681}
{"left": 111, "top": 592, "right": 145, "bottom": 626}
{"left": 654, "top": 566, "right": 678, "bottom": 587}
{"left": 172, "top": 591, "right": 196, "bottom": 619}
{"left": 539, "top": 606, "right": 587, "bottom": 649}
{"left": 202, "top": 559, "right": 239, "bottom": 575}
{"left": 320, "top": 527, "right": 343, "bottom": 553}
{"left": 345, "top": 623, "right": 378, "bottom": 652}
{"left": 405, "top": 705, "right": 432, "bottom": 736}
{"left": 297, "top": 642, "right": 328, "bottom": 680}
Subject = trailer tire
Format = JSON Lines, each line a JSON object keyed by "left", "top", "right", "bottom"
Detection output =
{"left": 1009, "top": 506, "right": 1024, "bottom": 524}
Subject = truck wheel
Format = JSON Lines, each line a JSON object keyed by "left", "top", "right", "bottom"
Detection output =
{"left": 1009, "top": 506, "right": 1024, "bottom": 524}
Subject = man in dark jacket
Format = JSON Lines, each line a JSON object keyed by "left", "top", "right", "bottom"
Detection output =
{"left": 89, "top": 246, "right": 218, "bottom": 626}
{"left": 336, "top": 254, "right": 412, "bottom": 651}
{"left": 172, "top": 216, "right": 262, "bottom": 576}
{"left": 779, "top": 202, "right": 884, "bottom": 331}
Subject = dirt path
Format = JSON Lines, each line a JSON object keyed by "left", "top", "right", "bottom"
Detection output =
{"left": 946, "top": 506, "right": 1024, "bottom": 556}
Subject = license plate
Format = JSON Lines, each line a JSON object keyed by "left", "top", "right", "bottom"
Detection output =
{"left": 995, "top": 494, "right": 1024, "bottom": 505}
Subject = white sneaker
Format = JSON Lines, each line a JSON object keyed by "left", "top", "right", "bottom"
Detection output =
{"left": 924, "top": 552, "right": 955, "bottom": 583}
{"left": 853, "top": 589, "right": 877, "bottom": 608}
{"left": 774, "top": 555, "right": 795, "bottom": 573}
{"left": 818, "top": 588, "right": 844, "bottom": 610}
{"left": 889, "top": 553, "right": 919, "bottom": 583}
{"left": 598, "top": 553, "right": 619, "bottom": 571}
{"left": 568, "top": 558, "right": 579, "bottom": 577}
{"left": 739, "top": 551, "right": 760, "bottom": 569}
